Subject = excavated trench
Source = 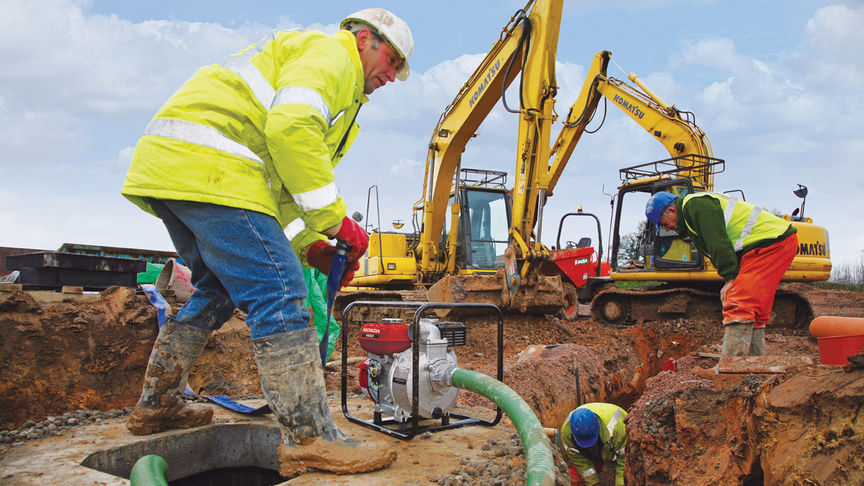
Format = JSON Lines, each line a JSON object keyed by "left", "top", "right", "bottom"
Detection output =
{"left": 1, "top": 284, "right": 863, "bottom": 485}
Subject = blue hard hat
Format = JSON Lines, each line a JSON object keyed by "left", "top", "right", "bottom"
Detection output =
{"left": 569, "top": 408, "right": 600, "bottom": 448}
{"left": 645, "top": 192, "right": 678, "bottom": 226}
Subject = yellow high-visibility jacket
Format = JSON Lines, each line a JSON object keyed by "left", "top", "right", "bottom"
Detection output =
{"left": 122, "top": 30, "right": 368, "bottom": 266}
{"left": 679, "top": 192, "right": 794, "bottom": 280}
{"left": 560, "top": 403, "right": 628, "bottom": 486}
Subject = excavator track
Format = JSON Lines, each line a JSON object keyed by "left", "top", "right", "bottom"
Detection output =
{"left": 591, "top": 286, "right": 815, "bottom": 328}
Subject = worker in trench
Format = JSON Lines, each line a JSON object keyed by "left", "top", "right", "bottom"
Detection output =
{"left": 645, "top": 191, "right": 798, "bottom": 357}
{"left": 560, "top": 403, "right": 628, "bottom": 486}
{"left": 120, "top": 8, "right": 413, "bottom": 478}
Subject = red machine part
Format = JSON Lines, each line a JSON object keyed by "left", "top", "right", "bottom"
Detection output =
{"left": 358, "top": 321, "right": 412, "bottom": 355}
{"left": 545, "top": 246, "right": 610, "bottom": 287}
{"left": 356, "top": 360, "right": 374, "bottom": 401}
{"left": 357, "top": 360, "right": 369, "bottom": 389}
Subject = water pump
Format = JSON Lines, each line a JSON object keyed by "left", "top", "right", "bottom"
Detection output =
{"left": 356, "top": 317, "right": 466, "bottom": 423}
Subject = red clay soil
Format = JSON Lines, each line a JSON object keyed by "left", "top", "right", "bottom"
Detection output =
{"left": 1, "top": 283, "right": 864, "bottom": 485}
{"left": 0, "top": 287, "right": 261, "bottom": 431}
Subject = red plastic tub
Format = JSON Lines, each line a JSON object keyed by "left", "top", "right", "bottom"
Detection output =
{"left": 817, "top": 334, "right": 864, "bottom": 365}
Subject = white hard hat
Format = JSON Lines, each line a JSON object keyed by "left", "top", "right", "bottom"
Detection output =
{"left": 341, "top": 8, "right": 414, "bottom": 81}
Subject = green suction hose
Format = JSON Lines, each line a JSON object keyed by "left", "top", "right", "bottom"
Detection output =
{"left": 448, "top": 367, "right": 555, "bottom": 486}
{"left": 130, "top": 454, "right": 168, "bottom": 486}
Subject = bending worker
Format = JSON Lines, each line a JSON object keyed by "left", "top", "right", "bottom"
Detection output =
{"left": 645, "top": 191, "right": 798, "bottom": 357}
{"left": 120, "top": 8, "right": 413, "bottom": 478}
{"left": 561, "top": 403, "right": 628, "bottom": 486}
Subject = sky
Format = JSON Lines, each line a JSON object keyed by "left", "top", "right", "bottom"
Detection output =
{"left": 1, "top": 0, "right": 862, "bottom": 273}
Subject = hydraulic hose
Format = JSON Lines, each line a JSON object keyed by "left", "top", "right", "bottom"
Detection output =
{"left": 447, "top": 367, "right": 555, "bottom": 486}
{"left": 130, "top": 454, "right": 168, "bottom": 486}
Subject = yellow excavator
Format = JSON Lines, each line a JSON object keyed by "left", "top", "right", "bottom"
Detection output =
{"left": 550, "top": 51, "right": 832, "bottom": 327}
{"left": 343, "top": 0, "right": 571, "bottom": 314}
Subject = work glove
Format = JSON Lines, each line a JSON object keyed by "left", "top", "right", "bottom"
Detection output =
{"left": 334, "top": 216, "right": 369, "bottom": 263}
{"left": 306, "top": 241, "right": 359, "bottom": 288}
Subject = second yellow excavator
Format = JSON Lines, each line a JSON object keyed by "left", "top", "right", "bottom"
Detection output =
{"left": 545, "top": 51, "right": 832, "bottom": 327}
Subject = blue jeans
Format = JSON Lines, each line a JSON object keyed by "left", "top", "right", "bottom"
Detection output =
{"left": 150, "top": 199, "right": 310, "bottom": 339}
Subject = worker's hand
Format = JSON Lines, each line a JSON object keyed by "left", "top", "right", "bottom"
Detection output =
{"left": 343, "top": 260, "right": 360, "bottom": 288}
{"left": 306, "top": 240, "right": 336, "bottom": 275}
{"left": 335, "top": 216, "right": 369, "bottom": 263}
{"left": 306, "top": 241, "right": 359, "bottom": 288}
{"left": 720, "top": 279, "right": 734, "bottom": 303}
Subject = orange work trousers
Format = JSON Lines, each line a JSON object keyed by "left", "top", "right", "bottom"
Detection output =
{"left": 723, "top": 233, "right": 798, "bottom": 328}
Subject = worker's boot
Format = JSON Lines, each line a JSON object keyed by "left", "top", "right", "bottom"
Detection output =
{"left": 127, "top": 318, "right": 213, "bottom": 435}
{"left": 721, "top": 320, "right": 754, "bottom": 357}
{"left": 253, "top": 328, "right": 396, "bottom": 478}
{"left": 749, "top": 327, "right": 766, "bottom": 356}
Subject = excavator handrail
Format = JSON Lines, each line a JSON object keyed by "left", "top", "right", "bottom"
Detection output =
{"left": 618, "top": 155, "right": 725, "bottom": 184}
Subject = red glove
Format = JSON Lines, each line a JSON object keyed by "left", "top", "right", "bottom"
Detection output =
{"left": 306, "top": 241, "right": 360, "bottom": 288}
{"left": 335, "top": 216, "right": 369, "bottom": 263}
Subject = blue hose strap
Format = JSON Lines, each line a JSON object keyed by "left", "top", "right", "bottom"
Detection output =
{"left": 140, "top": 284, "right": 169, "bottom": 328}
{"left": 204, "top": 395, "right": 270, "bottom": 414}
{"left": 139, "top": 284, "right": 271, "bottom": 415}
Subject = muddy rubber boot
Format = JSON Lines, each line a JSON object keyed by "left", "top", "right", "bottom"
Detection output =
{"left": 127, "top": 319, "right": 213, "bottom": 435}
{"left": 749, "top": 327, "right": 766, "bottom": 356}
{"left": 252, "top": 328, "right": 396, "bottom": 478}
{"left": 721, "top": 320, "right": 754, "bottom": 357}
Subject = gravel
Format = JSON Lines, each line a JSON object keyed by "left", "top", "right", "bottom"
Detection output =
{"left": 0, "top": 393, "right": 212, "bottom": 446}
{"left": 0, "top": 407, "right": 132, "bottom": 445}
{"left": 430, "top": 432, "right": 572, "bottom": 485}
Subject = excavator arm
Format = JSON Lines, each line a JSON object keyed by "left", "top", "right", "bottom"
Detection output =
{"left": 547, "top": 51, "right": 715, "bottom": 194}
{"left": 416, "top": 0, "right": 564, "bottom": 281}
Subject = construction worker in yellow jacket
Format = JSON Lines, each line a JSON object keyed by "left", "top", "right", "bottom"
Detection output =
{"left": 560, "top": 403, "right": 628, "bottom": 486}
{"left": 120, "top": 8, "right": 413, "bottom": 478}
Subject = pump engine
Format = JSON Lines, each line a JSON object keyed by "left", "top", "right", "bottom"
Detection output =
{"left": 357, "top": 317, "right": 466, "bottom": 423}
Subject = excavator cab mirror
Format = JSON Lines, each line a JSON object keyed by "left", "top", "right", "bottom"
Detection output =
{"left": 790, "top": 184, "right": 807, "bottom": 221}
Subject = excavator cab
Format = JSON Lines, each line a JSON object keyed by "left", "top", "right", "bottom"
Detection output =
{"left": 611, "top": 177, "right": 704, "bottom": 274}
{"left": 442, "top": 169, "right": 511, "bottom": 273}
{"left": 464, "top": 189, "right": 510, "bottom": 269}
{"left": 610, "top": 156, "right": 724, "bottom": 274}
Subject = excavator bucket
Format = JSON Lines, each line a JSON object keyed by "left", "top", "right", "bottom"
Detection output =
{"left": 427, "top": 270, "right": 565, "bottom": 315}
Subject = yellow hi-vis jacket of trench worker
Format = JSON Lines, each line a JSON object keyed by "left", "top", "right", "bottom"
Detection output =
{"left": 122, "top": 30, "right": 368, "bottom": 266}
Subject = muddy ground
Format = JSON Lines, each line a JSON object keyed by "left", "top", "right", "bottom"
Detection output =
{"left": 1, "top": 283, "right": 863, "bottom": 484}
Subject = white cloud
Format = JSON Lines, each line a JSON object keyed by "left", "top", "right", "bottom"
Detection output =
{"left": 0, "top": 0, "right": 279, "bottom": 168}
{"left": 805, "top": 4, "right": 864, "bottom": 64}
{"left": 117, "top": 146, "right": 134, "bottom": 168}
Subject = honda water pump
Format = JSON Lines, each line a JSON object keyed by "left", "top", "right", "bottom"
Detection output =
{"left": 356, "top": 317, "right": 466, "bottom": 423}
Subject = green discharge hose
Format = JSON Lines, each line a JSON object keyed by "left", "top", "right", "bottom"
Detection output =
{"left": 449, "top": 368, "right": 555, "bottom": 486}
{"left": 130, "top": 454, "right": 169, "bottom": 486}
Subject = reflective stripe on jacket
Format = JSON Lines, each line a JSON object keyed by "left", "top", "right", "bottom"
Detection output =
{"left": 679, "top": 192, "right": 795, "bottom": 280}
{"left": 121, "top": 30, "right": 367, "bottom": 265}
{"left": 560, "top": 403, "right": 628, "bottom": 486}
{"left": 683, "top": 193, "right": 791, "bottom": 252}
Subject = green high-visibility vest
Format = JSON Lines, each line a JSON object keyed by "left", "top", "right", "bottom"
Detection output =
{"left": 683, "top": 192, "right": 790, "bottom": 251}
